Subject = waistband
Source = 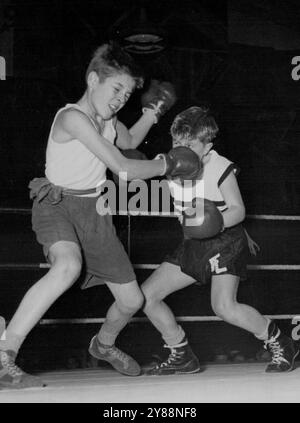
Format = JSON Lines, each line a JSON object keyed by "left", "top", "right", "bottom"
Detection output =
{"left": 28, "top": 177, "right": 99, "bottom": 205}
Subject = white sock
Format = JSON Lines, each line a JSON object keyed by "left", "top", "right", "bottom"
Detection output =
{"left": 162, "top": 325, "right": 186, "bottom": 346}
{"left": 255, "top": 318, "right": 271, "bottom": 340}
{"left": 0, "top": 330, "right": 25, "bottom": 353}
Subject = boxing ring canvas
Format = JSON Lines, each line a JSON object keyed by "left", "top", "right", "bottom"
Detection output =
{"left": 1, "top": 364, "right": 300, "bottom": 403}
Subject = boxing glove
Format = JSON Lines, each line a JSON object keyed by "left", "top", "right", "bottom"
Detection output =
{"left": 158, "top": 146, "right": 203, "bottom": 181}
{"left": 141, "top": 79, "right": 177, "bottom": 123}
{"left": 183, "top": 198, "right": 224, "bottom": 239}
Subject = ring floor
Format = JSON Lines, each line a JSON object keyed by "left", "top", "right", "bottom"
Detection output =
{"left": 0, "top": 363, "right": 300, "bottom": 403}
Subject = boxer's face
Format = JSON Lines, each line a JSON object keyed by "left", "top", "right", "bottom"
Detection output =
{"left": 87, "top": 71, "right": 135, "bottom": 119}
{"left": 172, "top": 136, "right": 212, "bottom": 160}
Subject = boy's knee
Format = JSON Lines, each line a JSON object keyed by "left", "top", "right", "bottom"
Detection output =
{"left": 142, "top": 282, "right": 165, "bottom": 307}
{"left": 118, "top": 291, "right": 144, "bottom": 314}
{"left": 211, "top": 299, "right": 235, "bottom": 321}
{"left": 52, "top": 256, "right": 82, "bottom": 283}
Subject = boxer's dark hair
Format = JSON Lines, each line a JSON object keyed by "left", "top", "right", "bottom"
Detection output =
{"left": 171, "top": 106, "right": 219, "bottom": 144}
{"left": 86, "top": 42, "right": 144, "bottom": 88}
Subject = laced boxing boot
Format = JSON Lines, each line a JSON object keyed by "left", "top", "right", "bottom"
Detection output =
{"left": 0, "top": 317, "right": 46, "bottom": 389}
{"left": 0, "top": 350, "right": 47, "bottom": 389}
{"left": 145, "top": 338, "right": 202, "bottom": 376}
{"left": 88, "top": 335, "right": 141, "bottom": 376}
{"left": 264, "top": 321, "right": 299, "bottom": 372}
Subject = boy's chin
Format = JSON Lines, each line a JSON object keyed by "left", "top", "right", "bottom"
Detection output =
{"left": 100, "top": 110, "right": 115, "bottom": 120}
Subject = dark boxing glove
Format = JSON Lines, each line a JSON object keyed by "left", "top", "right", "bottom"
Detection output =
{"left": 112, "top": 149, "right": 148, "bottom": 185}
{"left": 141, "top": 79, "right": 177, "bottom": 123}
{"left": 157, "top": 146, "right": 203, "bottom": 181}
{"left": 183, "top": 198, "right": 224, "bottom": 239}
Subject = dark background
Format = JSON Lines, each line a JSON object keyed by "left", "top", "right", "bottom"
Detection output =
{"left": 0, "top": 0, "right": 299, "bottom": 371}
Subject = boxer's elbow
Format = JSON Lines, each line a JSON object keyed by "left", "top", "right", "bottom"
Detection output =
{"left": 224, "top": 204, "right": 245, "bottom": 227}
{"left": 115, "top": 158, "right": 136, "bottom": 181}
{"left": 235, "top": 204, "right": 246, "bottom": 224}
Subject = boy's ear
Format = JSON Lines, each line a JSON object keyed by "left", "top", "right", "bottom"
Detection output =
{"left": 87, "top": 71, "right": 99, "bottom": 89}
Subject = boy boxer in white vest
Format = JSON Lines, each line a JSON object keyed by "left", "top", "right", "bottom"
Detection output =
{"left": 0, "top": 42, "right": 200, "bottom": 388}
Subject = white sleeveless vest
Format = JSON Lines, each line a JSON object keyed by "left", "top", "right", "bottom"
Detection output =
{"left": 45, "top": 103, "right": 116, "bottom": 196}
{"left": 168, "top": 150, "right": 237, "bottom": 213}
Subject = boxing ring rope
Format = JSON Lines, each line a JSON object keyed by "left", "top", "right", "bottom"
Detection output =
{"left": 38, "top": 315, "right": 300, "bottom": 325}
{"left": 1, "top": 207, "right": 299, "bottom": 325}
{"left": 0, "top": 263, "right": 299, "bottom": 270}
{"left": 1, "top": 207, "right": 300, "bottom": 220}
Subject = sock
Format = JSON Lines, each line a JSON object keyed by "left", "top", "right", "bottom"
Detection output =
{"left": 0, "top": 316, "right": 5, "bottom": 337}
{"left": 0, "top": 330, "right": 25, "bottom": 354}
{"left": 97, "top": 321, "right": 123, "bottom": 347}
{"left": 254, "top": 317, "right": 272, "bottom": 341}
{"left": 162, "top": 325, "right": 186, "bottom": 347}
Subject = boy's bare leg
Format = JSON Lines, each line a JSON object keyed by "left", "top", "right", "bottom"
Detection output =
{"left": 88, "top": 280, "right": 144, "bottom": 376}
{"left": 0, "top": 241, "right": 82, "bottom": 389}
{"left": 141, "top": 262, "right": 202, "bottom": 375}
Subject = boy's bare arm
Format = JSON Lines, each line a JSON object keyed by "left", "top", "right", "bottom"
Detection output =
{"left": 219, "top": 172, "right": 246, "bottom": 228}
{"left": 115, "top": 113, "right": 156, "bottom": 150}
{"left": 57, "top": 109, "right": 164, "bottom": 181}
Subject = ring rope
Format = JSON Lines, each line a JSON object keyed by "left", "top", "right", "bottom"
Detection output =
{"left": 0, "top": 207, "right": 300, "bottom": 220}
{"left": 0, "top": 263, "right": 299, "bottom": 270}
{"left": 38, "top": 315, "right": 300, "bottom": 325}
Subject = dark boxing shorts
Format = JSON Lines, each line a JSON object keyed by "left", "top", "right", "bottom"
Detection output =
{"left": 165, "top": 224, "right": 248, "bottom": 285}
{"left": 31, "top": 194, "right": 136, "bottom": 288}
